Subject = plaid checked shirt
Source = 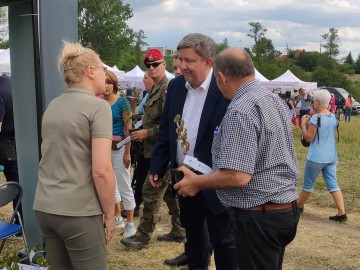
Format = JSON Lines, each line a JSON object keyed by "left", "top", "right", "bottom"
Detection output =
{"left": 212, "top": 80, "right": 299, "bottom": 209}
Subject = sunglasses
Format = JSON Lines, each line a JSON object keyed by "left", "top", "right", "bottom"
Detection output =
{"left": 145, "top": 62, "right": 163, "bottom": 69}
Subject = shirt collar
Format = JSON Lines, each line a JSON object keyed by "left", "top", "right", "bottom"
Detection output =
{"left": 149, "top": 74, "right": 168, "bottom": 95}
{"left": 185, "top": 68, "right": 213, "bottom": 92}
{"left": 65, "top": 85, "right": 96, "bottom": 97}
{"left": 234, "top": 80, "right": 257, "bottom": 99}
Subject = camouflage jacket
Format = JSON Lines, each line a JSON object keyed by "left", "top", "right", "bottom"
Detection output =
{"left": 143, "top": 75, "right": 169, "bottom": 158}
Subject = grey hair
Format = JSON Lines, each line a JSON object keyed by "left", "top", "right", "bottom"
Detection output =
{"left": 213, "top": 49, "right": 254, "bottom": 79}
{"left": 313, "top": 89, "right": 331, "bottom": 107}
{"left": 177, "top": 33, "right": 216, "bottom": 59}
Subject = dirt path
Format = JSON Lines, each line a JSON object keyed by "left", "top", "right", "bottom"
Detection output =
{"left": 147, "top": 203, "right": 360, "bottom": 270}
{"left": 283, "top": 205, "right": 360, "bottom": 270}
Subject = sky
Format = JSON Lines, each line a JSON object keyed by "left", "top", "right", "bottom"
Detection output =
{"left": 123, "top": 0, "right": 360, "bottom": 59}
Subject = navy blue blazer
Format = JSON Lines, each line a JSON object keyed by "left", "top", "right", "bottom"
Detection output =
{"left": 150, "top": 73, "right": 230, "bottom": 214}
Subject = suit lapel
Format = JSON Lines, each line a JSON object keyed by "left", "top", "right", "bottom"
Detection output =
{"left": 174, "top": 82, "right": 188, "bottom": 116}
{"left": 195, "top": 75, "right": 220, "bottom": 147}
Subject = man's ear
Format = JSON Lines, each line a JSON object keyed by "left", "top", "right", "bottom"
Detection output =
{"left": 205, "top": 57, "right": 213, "bottom": 67}
{"left": 218, "top": 71, "right": 226, "bottom": 84}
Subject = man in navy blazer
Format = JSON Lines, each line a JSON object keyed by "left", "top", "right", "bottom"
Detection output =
{"left": 149, "top": 33, "right": 238, "bottom": 270}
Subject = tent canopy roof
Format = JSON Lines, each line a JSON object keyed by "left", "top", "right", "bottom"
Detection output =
{"left": 254, "top": 68, "right": 269, "bottom": 82}
{"left": 104, "top": 63, "right": 125, "bottom": 80}
{"left": 124, "top": 65, "right": 145, "bottom": 83}
{"left": 261, "top": 69, "right": 317, "bottom": 92}
{"left": 272, "top": 70, "right": 303, "bottom": 82}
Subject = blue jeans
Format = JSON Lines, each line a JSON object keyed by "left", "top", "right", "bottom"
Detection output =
{"left": 345, "top": 108, "right": 351, "bottom": 121}
{"left": 302, "top": 160, "right": 339, "bottom": 192}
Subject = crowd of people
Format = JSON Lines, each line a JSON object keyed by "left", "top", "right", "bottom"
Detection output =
{"left": 281, "top": 88, "right": 355, "bottom": 127}
{"left": 0, "top": 32, "right": 350, "bottom": 270}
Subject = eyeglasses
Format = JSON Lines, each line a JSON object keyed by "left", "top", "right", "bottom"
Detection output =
{"left": 91, "top": 65, "right": 107, "bottom": 74}
{"left": 145, "top": 62, "right": 163, "bottom": 69}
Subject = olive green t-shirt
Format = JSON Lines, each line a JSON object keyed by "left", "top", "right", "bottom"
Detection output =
{"left": 33, "top": 86, "right": 112, "bottom": 216}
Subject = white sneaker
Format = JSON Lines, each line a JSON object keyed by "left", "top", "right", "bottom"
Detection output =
{"left": 122, "top": 222, "right": 136, "bottom": 238}
{"left": 115, "top": 216, "right": 125, "bottom": 228}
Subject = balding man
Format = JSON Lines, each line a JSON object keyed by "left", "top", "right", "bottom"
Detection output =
{"left": 174, "top": 48, "right": 301, "bottom": 270}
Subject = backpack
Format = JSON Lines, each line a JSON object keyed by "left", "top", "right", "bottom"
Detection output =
{"left": 300, "top": 114, "right": 339, "bottom": 147}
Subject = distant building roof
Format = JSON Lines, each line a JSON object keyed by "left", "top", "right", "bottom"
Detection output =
{"left": 275, "top": 49, "right": 304, "bottom": 61}
{"left": 147, "top": 47, "right": 176, "bottom": 56}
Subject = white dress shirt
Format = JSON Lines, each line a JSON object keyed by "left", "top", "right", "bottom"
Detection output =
{"left": 176, "top": 68, "right": 213, "bottom": 164}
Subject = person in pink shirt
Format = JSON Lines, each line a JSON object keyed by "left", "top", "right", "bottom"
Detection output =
{"left": 344, "top": 94, "right": 352, "bottom": 122}
{"left": 329, "top": 93, "right": 336, "bottom": 113}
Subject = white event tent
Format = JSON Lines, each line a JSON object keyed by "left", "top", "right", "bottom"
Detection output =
{"left": 261, "top": 69, "right": 317, "bottom": 93}
{"left": 121, "top": 65, "right": 145, "bottom": 89}
{"left": 124, "top": 65, "right": 145, "bottom": 83}
{"left": 255, "top": 68, "right": 269, "bottom": 82}
{"left": 121, "top": 65, "right": 175, "bottom": 89}
{"left": 104, "top": 63, "right": 125, "bottom": 80}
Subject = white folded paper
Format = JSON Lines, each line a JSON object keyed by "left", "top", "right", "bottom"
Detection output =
{"left": 134, "top": 119, "right": 143, "bottom": 129}
{"left": 183, "top": 155, "right": 213, "bottom": 174}
{"left": 116, "top": 136, "right": 131, "bottom": 149}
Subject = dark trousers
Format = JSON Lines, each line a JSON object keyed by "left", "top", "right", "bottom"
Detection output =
{"left": 299, "top": 109, "right": 310, "bottom": 127}
{"left": 3, "top": 158, "right": 22, "bottom": 225}
{"left": 132, "top": 156, "right": 151, "bottom": 208}
{"left": 179, "top": 192, "right": 238, "bottom": 270}
{"left": 231, "top": 205, "right": 300, "bottom": 270}
{"left": 162, "top": 180, "right": 184, "bottom": 236}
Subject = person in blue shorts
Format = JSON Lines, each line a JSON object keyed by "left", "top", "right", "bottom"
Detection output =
{"left": 299, "top": 89, "right": 347, "bottom": 222}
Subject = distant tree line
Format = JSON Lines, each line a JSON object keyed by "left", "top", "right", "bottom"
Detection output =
{"left": 0, "top": 3, "right": 359, "bottom": 99}
{"left": 243, "top": 22, "right": 360, "bottom": 100}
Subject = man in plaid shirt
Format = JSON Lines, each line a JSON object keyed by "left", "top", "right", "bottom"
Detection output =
{"left": 175, "top": 48, "right": 300, "bottom": 270}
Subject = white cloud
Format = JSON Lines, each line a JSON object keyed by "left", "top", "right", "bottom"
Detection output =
{"left": 123, "top": 0, "right": 360, "bottom": 58}
{"left": 204, "top": 0, "right": 249, "bottom": 9}
{"left": 339, "top": 27, "right": 360, "bottom": 40}
{"left": 323, "top": 0, "right": 355, "bottom": 8}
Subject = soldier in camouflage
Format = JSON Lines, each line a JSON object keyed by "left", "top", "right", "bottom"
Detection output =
{"left": 121, "top": 49, "right": 185, "bottom": 249}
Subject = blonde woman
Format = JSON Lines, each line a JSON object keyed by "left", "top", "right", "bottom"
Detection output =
{"left": 103, "top": 70, "right": 136, "bottom": 238}
{"left": 33, "top": 42, "right": 115, "bottom": 270}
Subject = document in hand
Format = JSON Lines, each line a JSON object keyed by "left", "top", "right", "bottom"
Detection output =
{"left": 116, "top": 136, "right": 131, "bottom": 149}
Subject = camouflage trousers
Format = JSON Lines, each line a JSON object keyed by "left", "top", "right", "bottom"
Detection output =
{"left": 135, "top": 166, "right": 185, "bottom": 240}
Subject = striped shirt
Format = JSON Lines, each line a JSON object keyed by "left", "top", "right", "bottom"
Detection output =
{"left": 212, "top": 80, "right": 299, "bottom": 208}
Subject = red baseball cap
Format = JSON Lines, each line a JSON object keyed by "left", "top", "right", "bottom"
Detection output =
{"left": 144, "top": 49, "right": 163, "bottom": 64}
